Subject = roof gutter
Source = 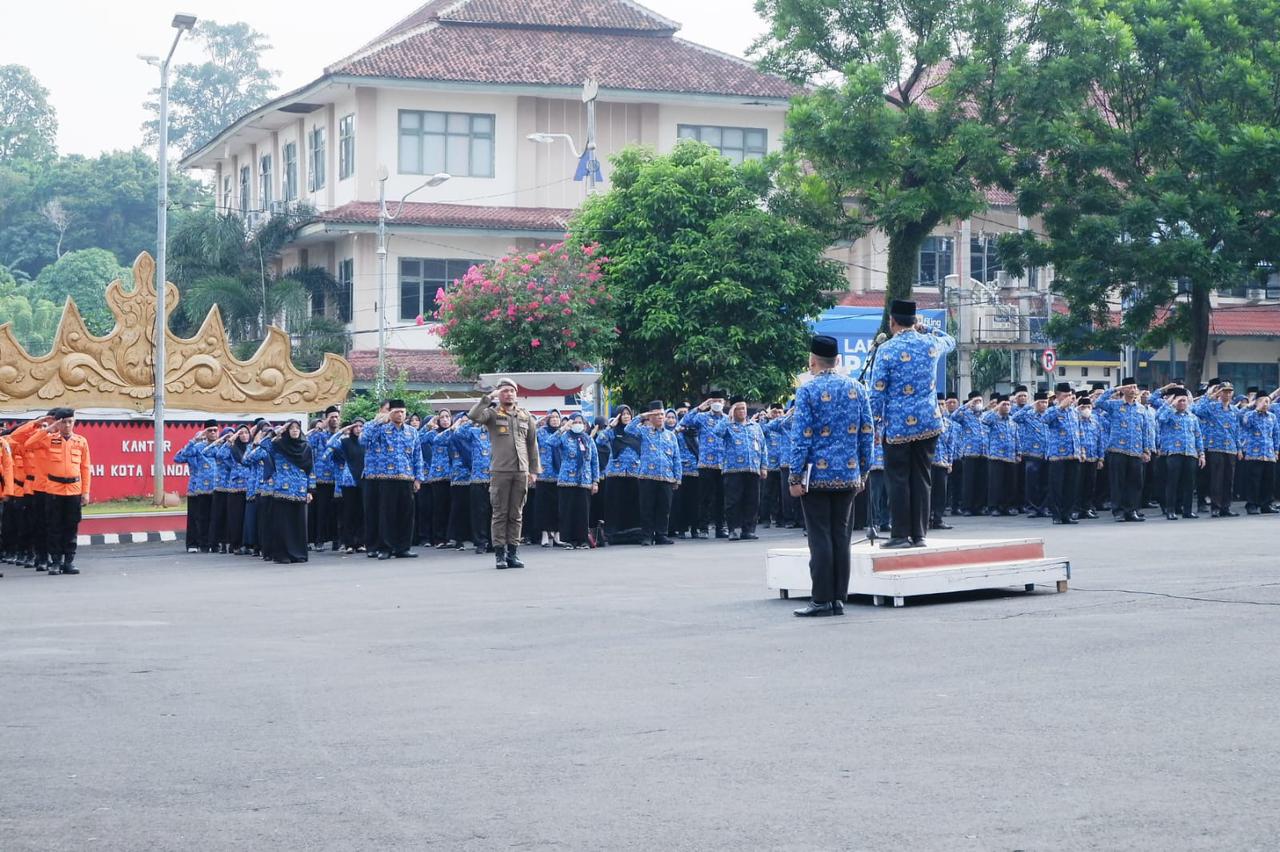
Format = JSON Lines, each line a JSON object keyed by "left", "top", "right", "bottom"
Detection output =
{"left": 178, "top": 75, "right": 338, "bottom": 169}
{"left": 295, "top": 220, "right": 568, "bottom": 241}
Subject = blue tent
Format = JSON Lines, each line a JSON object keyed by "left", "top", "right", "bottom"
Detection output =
{"left": 809, "top": 307, "right": 949, "bottom": 386}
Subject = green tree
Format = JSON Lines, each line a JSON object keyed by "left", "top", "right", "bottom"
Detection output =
{"left": 32, "top": 248, "right": 131, "bottom": 335}
{"left": 570, "top": 142, "right": 843, "bottom": 403}
{"left": 0, "top": 270, "right": 59, "bottom": 354}
{"left": 0, "top": 65, "right": 57, "bottom": 163}
{"left": 970, "top": 348, "right": 1012, "bottom": 394}
{"left": 752, "top": 0, "right": 1035, "bottom": 331}
{"left": 143, "top": 21, "right": 279, "bottom": 153}
{"left": 999, "top": 0, "right": 1280, "bottom": 388}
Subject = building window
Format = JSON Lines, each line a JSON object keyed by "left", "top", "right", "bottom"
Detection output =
{"left": 398, "top": 110, "right": 494, "bottom": 178}
{"left": 676, "top": 124, "right": 767, "bottom": 164}
{"left": 259, "top": 155, "right": 273, "bottom": 210}
{"left": 971, "top": 236, "right": 1003, "bottom": 284}
{"left": 337, "top": 258, "right": 353, "bottom": 324}
{"left": 918, "top": 236, "right": 955, "bottom": 286}
{"left": 239, "top": 166, "right": 251, "bottom": 216}
{"left": 284, "top": 143, "right": 298, "bottom": 202}
{"left": 1081, "top": 367, "right": 1089, "bottom": 377}
{"left": 1217, "top": 362, "right": 1280, "bottom": 394}
{"left": 1058, "top": 366, "right": 1066, "bottom": 377}
{"left": 1104, "top": 367, "right": 1111, "bottom": 377}
{"left": 339, "top": 114, "right": 355, "bottom": 181}
{"left": 307, "top": 126, "right": 326, "bottom": 192}
{"left": 399, "top": 258, "right": 476, "bottom": 321}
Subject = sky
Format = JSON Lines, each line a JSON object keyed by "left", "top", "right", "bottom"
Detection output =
{"left": 5, "top": 0, "right": 773, "bottom": 158}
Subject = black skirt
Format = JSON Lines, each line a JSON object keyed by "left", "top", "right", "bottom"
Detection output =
{"left": 271, "top": 498, "right": 308, "bottom": 563}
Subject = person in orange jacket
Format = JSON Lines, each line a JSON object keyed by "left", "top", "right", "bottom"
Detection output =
{"left": 15, "top": 407, "right": 91, "bottom": 575}
{"left": 10, "top": 416, "right": 54, "bottom": 570}
{"left": 2, "top": 426, "right": 33, "bottom": 566}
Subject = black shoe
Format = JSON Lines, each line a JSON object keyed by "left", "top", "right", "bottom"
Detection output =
{"left": 1222, "top": 509, "right": 1240, "bottom": 517}
{"left": 831, "top": 600, "right": 845, "bottom": 616}
{"left": 377, "top": 552, "right": 391, "bottom": 560}
{"left": 654, "top": 535, "right": 675, "bottom": 545}
{"left": 676, "top": 532, "right": 689, "bottom": 539}
{"left": 740, "top": 532, "right": 759, "bottom": 541}
{"left": 35, "top": 561, "right": 47, "bottom": 572}
{"left": 506, "top": 546, "right": 524, "bottom": 568}
{"left": 910, "top": 538, "right": 927, "bottom": 548}
{"left": 1124, "top": 511, "right": 1144, "bottom": 522}
{"left": 961, "top": 510, "right": 978, "bottom": 517}
{"left": 474, "top": 545, "right": 485, "bottom": 555}
{"left": 1084, "top": 510, "right": 1099, "bottom": 519}
{"left": 1165, "top": 512, "right": 1178, "bottom": 520}
{"left": 880, "top": 538, "right": 913, "bottom": 549}
{"left": 793, "top": 602, "right": 835, "bottom": 617}
{"left": 760, "top": 522, "right": 771, "bottom": 529}
{"left": 367, "top": 550, "right": 380, "bottom": 558}
{"left": 1003, "top": 508, "right": 1018, "bottom": 516}
{"left": 690, "top": 530, "right": 706, "bottom": 540}
{"left": 1183, "top": 512, "right": 1199, "bottom": 519}
{"left": 393, "top": 551, "right": 418, "bottom": 559}
{"left": 715, "top": 528, "right": 729, "bottom": 539}
{"left": 495, "top": 552, "right": 509, "bottom": 569}
{"left": 60, "top": 563, "right": 79, "bottom": 575}
{"left": 1210, "top": 509, "right": 1222, "bottom": 518}
{"left": 727, "top": 530, "right": 741, "bottom": 541}
{"left": 931, "top": 520, "right": 954, "bottom": 530}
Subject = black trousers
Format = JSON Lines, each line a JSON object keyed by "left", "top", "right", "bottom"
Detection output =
{"left": 1076, "top": 462, "right": 1098, "bottom": 512}
{"left": 867, "top": 470, "right": 888, "bottom": 529}
{"left": 469, "top": 482, "right": 492, "bottom": 548}
{"left": 311, "top": 482, "right": 337, "bottom": 547}
{"left": 271, "top": 498, "right": 308, "bottom": 563}
{"left": 1107, "top": 452, "right": 1144, "bottom": 515}
{"left": 429, "top": 480, "right": 451, "bottom": 544}
{"left": 801, "top": 489, "right": 855, "bottom": 604}
{"left": 535, "top": 480, "right": 560, "bottom": 538}
{"left": 698, "top": 468, "right": 725, "bottom": 531}
{"left": 1164, "top": 454, "right": 1197, "bottom": 516}
{"left": 414, "top": 485, "right": 432, "bottom": 546}
{"left": 637, "top": 478, "right": 674, "bottom": 538}
{"left": 961, "top": 455, "right": 986, "bottom": 512}
{"left": 188, "top": 493, "right": 211, "bottom": 551}
{"left": 224, "top": 492, "right": 246, "bottom": 550}
{"left": 447, "top": 483, "right": 472, "bottom": 543}
{"left": 722, "top": 471, "right": 761, "bottom": 533}
{"left": 46, "top": 493, "right": 81, "bottom": 564}
{"left": 1196, "top": 461, "right": 1211, "bottom": 508}
{"left": 884, "top": 437, "right": 937, "bottom": 542}
{"left": 672, "top": 475, "right": 700, "bottom": 534}
{"left": 1239, "top": 459, "right": 1275, "bottom": 509}
{"left": 257, "top": 495, "right": 273, "bottom": 560}
{"left": 377, "top": 479, "right": 415, "bottom": 555}
{"left": 986, "top": 459, "right": 1018, "bottom": 512}
{"left": 930, "top": 466, "right": 949, "bottom": 521}
{"left": 761, "top": 470, "right": 782, "bottom": 523}
{"left": 210, "top": 491, "right": 228, "bottom": 548}
{"left": 779, "top": 467, "right": 799, "bottom": 523}
{"left": 362, "top": 479, "right": 381, "bottom": 552}
{"left": 243, "top": 499, "right": 258, "bottom": 549}
{"left": 342, "top": 482, "right": 364, "bottom": 549}
{"left": 1047, "top": 459, "right": 1079, "bottom": 522}
{"left": 604, "top": 475, "right": 640, "bottom": 533}
{"left": 1024, "top": 458, "right": 1047, "bottom": 512}
{"left": 558, "top": 486, "right": 592, "bottom": 546}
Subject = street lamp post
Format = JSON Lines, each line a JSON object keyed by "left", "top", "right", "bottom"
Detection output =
{"left": 527, "top": 78, "right": 601, "bottom": 195}
{"left": 375, "top": 168, "right": 451, "bottom": 396}
{"left": 142, "top": 13, "right": 197, "bottom": 506}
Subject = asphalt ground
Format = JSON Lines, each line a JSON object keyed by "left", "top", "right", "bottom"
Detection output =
{"left": 3, "top": 513, "right": 1279, "bottom": 851}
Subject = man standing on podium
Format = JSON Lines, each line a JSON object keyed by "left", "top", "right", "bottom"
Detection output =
{"left": 788, "top": 335, "right": 874, "bottom": 617}
{"left": 868, "top": 300, "right": 957, "bottom": 549}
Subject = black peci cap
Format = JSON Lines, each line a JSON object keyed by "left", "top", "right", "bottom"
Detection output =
{"left": 1014, "top": 385, "right": 1028, "bottom": 394}
{"left": 647, "top": 400, "right": 664, "bottom": 413}
{"left": 388, "top": 399, "right": 407, "bottom": 410}
{"left": 324, "top": 405, "right": 340, "bottom": 415}
{"left": 203, "top": 418, "right": 218, "bottom": 428}
{"left": 810, "top": 335, "right": 839, "bottom": 359}
{"left": 890, "top": 299, "right": 916, "bottom": 320}
{"left": 1170, "top": 387, "right": 1190, "bottom": 398}
{"left": 1034, "top": 391, "right": 1049, "bottom": 401}
{"left": 968, "top": 391, "right": 982, "bottom": 401}
{"left": 730, "top": 395, "right": 746, "bottom": 405}
{"left": 1054, "top": 382, "right": 1073, "bottom": 394}
{"left": 1120, "top": 376, "right": 1136, "bottom": 387}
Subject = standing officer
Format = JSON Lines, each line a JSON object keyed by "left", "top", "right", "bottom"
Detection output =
{"left": 869, "top": 300, "right": 957, "bottom": 548}
{"left": 308, "top": 405, "right": 341, "bottom": 551}
{"left": 1096, "top": 378, "right": 1153, "bottom": 522}
{"left": 1042, "top": 382, "right": 1083, "bottom": 524}
{"left": 362, "top": 400, "right": 423, "bottom": 559}
{"left": 469, "top": 377, "right": 541, "bottom": 569}
{"left": 15, "top": 409, "right": 90, "bottom": 575}
{"left": 1192, "top": 381, "right": 1242, "bottom": 517}
{"left": 1155, "top": 387, "right": 1205, "bottom": 518}
{"left": 789, "top": 335, "right": 874, "bottom": 617}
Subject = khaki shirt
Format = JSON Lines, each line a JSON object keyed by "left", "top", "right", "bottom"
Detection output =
{"left": 468, "top": 394, "right": 541, "bottom": 475}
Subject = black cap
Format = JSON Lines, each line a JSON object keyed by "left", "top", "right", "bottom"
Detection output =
{"left": 1120, "top": 376, "right": 1136, "bottom": 387}
{"left": 1138, "top": 384, "right": 1149, "bottom": 392}
{"left": 730, "top": 395, "right": 747, "bottom": 405}
{"left": 1034, "top": 391, "right": 1049, "bottom": 401}
{"left": 770, "top": 402, "right": 785, "bottom": 410}
{"left": 989, "top": 392, "right": 1001, "bottom": 401}
{"left": 936, "top": 393, "right": 946, "bottom": 401}
{"left": 945, "top": 391, "right": 959, "bottom": 401}
{"left": 967, "top": 391, "right": 982, "bottom": 400}
{"left": 203, "top": 418, "right": 218, "bottom": 428}
{"left": 810, "top": 335, "right": 839, "bottom": 359}
{"left": 324, "top": 405, "right": 340, "bottom": 415}
{"left": 708, "top": 389, "right": 727, "bottom": 399}
{"left": 1014, "top": 385, "right": 1028, "bottom": 393}
{"left": 1248, "top": 386, "right": 1261, "bottom": 395}
{"left": 995, "top": 394, "right": 1008, "bottom": 403}
{"left": 1054, "top": 382, "right": 1073, "bottom": 394}
{"left": 388, "top": 399, "right": 407, "bottom": 410}
{"left": 890, "top": 299, "right": 916, "bottom": 320}
{"left": 1170, "top": 387, "right": 1190, "bottom": 398}
{"left": 1207, "top": 377, "right": 1221, "bottom": 385}
{"left": 647, "top": 400, "right": 664, "bottom": 413}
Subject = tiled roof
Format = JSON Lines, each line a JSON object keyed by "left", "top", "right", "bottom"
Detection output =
{"left": 348, "top": 348, "right": 472, "bottom": 384}
{"left": 331, "top": 2, "right": 798, "bottom": 99}
{"left": 1209, "top": 306, "right": 1280, "bottom": 337}
{"left": 320, "top": 201, "right": 571, "bottom": 232}
{"left": 836, "top": 291, "right": 945, "bottom": 309}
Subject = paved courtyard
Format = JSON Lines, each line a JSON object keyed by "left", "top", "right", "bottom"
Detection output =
{"left": 3, "top": 515, "right": 1279, "bottom": 851}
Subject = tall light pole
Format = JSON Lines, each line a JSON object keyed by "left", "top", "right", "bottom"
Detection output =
{"left": 375, "top": 167, "right": 450, "bottom": 397}
{"left": 142, "top": 13, "right": 197, "bottom": 506}
{"left": 527, "top": 78, "right": 602, "bottom": 195}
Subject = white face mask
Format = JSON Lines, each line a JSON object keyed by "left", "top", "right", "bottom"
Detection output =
{"left": 570, "top": 423, "right": 585, "bottom": 434}
{"left": 710, "top": 402, "right": 724, "bottom": 414}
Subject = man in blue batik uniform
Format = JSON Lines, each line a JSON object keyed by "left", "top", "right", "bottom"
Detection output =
{"left": 788, "top": 335, "right": 874, "bottom": 617}
{"left": 868, "top": 299, "right": 957, "bottom": 549}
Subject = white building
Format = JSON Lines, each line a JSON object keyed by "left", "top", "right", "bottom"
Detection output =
{"left": 180, "top": 0, "right": 797, "bottom": 389}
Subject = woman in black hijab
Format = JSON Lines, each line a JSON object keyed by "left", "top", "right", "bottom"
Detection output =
{"left": 266, "top": 419, "right": 314, "bottom": 564}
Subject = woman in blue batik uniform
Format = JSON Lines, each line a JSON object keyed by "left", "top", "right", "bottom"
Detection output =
{"left": 421, "top": 411, "right": 453, "bottom": 547}
{"left": 263, "top": 419, "right": 314, "bottom": 564}
{"left": 535, "top": 409, "right": 563, "bottom": 546}
{"left": 544, "top": 412, "right": 599, "bottom": 549}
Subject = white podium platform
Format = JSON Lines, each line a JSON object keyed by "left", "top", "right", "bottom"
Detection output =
{"left": 766, "top": 537, "right": 1070, "bottom": 607}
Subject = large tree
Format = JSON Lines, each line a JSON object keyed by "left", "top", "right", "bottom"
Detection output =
{"left": 31, "top": 248, "right": 131, "bottom": 335}
{"left": 752, "top": 0, "right": 1036, "bottom": 330}
{"left": 143, "top": 21, "right": 279, "bottom": 154}
{"left": 1000, "top": 0, "right": 1280, "bottom": 388}
{"left": 570, "top": 142, "right": 843, "bottom": 404}
{"left": 0, "top": 65, "right": 57, "bottom": 163}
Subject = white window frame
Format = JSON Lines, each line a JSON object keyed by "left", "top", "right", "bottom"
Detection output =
{"left": 398, "top": 110, "right": 495, "bottom": 178}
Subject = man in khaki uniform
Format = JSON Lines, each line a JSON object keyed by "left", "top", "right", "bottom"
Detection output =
{"left": 468, "top": 377, "right": 541, "bottom": 569}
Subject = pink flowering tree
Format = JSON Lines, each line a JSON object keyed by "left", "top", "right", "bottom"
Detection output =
{"left": 433, "top": 241, "right": 615, "bottom": 374}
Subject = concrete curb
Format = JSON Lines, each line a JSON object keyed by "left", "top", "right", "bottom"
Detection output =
{"left": 77, "top": 531, "right": 183, "bottom": 547}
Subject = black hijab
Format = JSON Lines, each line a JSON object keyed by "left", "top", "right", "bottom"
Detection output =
{"left": 230, "top": 427, "right": 251, "bottom": 463}
{"left": 274, "top": 420, "right": 314, "bottom": 473}
{"left": 341, "top": 425, "right": 366, "bottom": 480}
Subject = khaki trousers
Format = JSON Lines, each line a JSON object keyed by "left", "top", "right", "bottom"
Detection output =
{"left": 489, "top": 471, "right": 530, "bottom": 547}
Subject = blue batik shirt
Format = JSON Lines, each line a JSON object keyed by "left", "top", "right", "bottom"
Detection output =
{"left": 1238, "top": 408, "right": 1280, "bottom": 461}
{"left": 787, "top": 370, "right": 874, "bottom": 490}
{"left": 1156, "top": 407, "right": 1204, "bottom": 457}
{"left": 1041, "top": 404, "right": 1084, "bottom": 461}
{"left": 602, "top": 427, "right": 641, "bottom": 477}
{"left": 1095, "top": 390, "right": 1154, "bottom": 457}
{"left": 261, "top": 438, "right": 313, "bottom": 502}
{"left": 308, "top": 429, "right": 338, "bottom": 484}
{"left": 761, "top": 418, "right": 785, "bottom": 471}
{"left": 869, "top": 327, "right": 956, "bottom": 444}
{"left": 674, "top": 425, "right": 700, "bottom": 477}
{"left": 625, "top": 419, "right": 682, "bottom": 483}
{"left": 466, "top": 423, "right": 492, "bottom": 484}
{"left": 176, "top": 437, "right": 219, "bottom": 496}
{"left": 447, "top": 428, "right": 472, "bottom": 486}
{"left": 537, "top": 425, "right": 561, "bottom": 483}
{"left": 1192, "top": 398, "right": 1241, "bottom": 453}
{"left": 705, "top": 418, "right": 767, "bottom": 474}
{"left": 678, "top": 410, "right": 727, "bottom": 469}
{"left": 360, "top": 421, "right": 423, "bottom": 481}
{"left": 325, "top": 433, "right": 358, "bottom": 492}
{"left": 544, "top": 431, "right": 599, "bottom": 488}
{"left": 1077, "top": 412, "right": 1104, "bottom": 462}
{"left": 949, "top": 407, "right": 988, "bottom": 458}
{"left": 1011, "top": 405, "right": 1047, "bottom": 459}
